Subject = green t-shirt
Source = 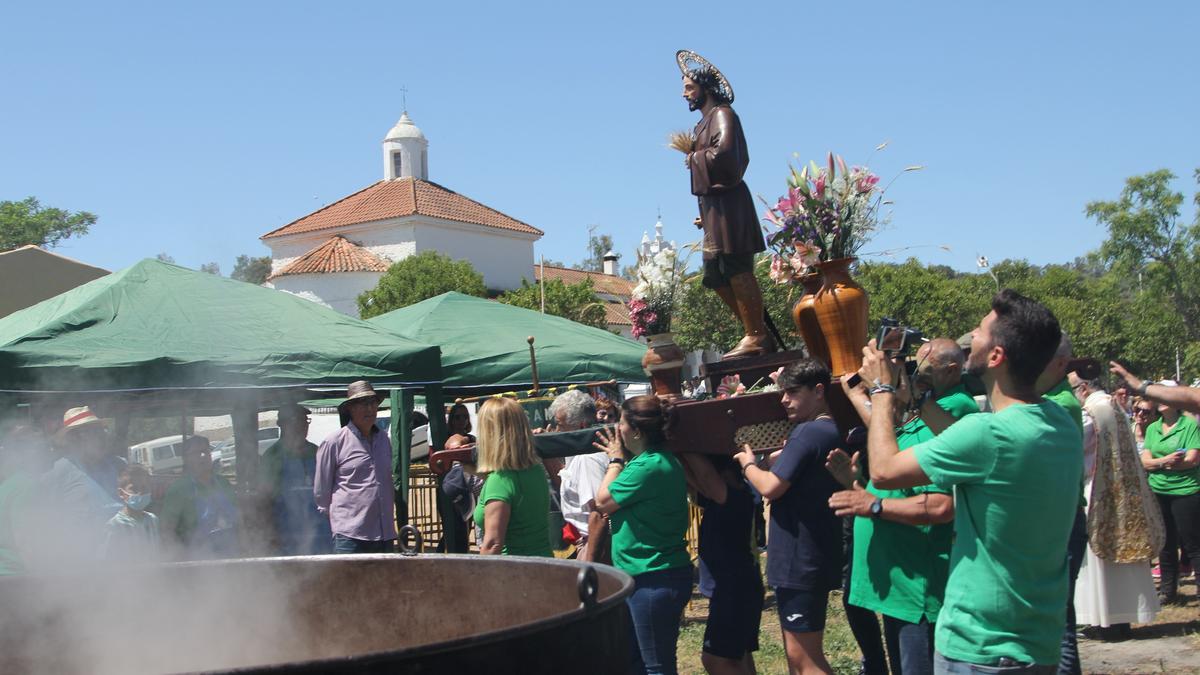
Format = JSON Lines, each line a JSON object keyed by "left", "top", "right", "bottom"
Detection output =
{"left": 474, "top": 464, "right": 552, "bottom": 557}
{"left": 1143, "top": 415, "right": 1200, "bottom": 496}
{"left": 937, "top": 384, "right": 980, "bottom": 420}
{"left": 607, "top": 449, "right": 690, "bottom": 576}
{"left": 912, "top": 401, "right": 1083, "bottom": 666}
{"left": 1044, "top": 378, "right": 1087, "bottom": 508}
{"left": 849, "top": 418, "right": 952, "bottom": 623}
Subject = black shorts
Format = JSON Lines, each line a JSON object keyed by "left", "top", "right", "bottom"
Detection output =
{"left": 703, "top": 581, "right": 764, "bottom": 659}
{"left": 702, "top": 253, "right": 755, "bottom": 289}
{"left": 775, "top": 586, "right": 829, "bottom": 634}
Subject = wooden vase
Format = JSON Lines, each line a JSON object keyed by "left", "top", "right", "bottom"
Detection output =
{"left": 811, "top": 257, "right": 869, "bottom": 377}
{"left": 642, "top": 333, "right": 686, "bottom": 398}
{"left": 790, "top": 272, "right": 832, "bottom": 369}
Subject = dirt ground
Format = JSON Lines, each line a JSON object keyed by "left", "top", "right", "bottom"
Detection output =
{"left": 1079, "top": 580, "right": 1200, "bottom": 675}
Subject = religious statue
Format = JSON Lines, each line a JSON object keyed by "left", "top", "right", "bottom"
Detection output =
{"left": 676, "top": 50, "right": 773, "bottom": 359}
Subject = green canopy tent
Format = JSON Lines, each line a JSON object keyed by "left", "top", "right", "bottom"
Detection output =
{"left": 0, "top": 259, "right": 443, "bottom": 500}
{"left": 367, "top": 291, "right": 646, "bottom": 392}
{"left": 369, "top": 291, "right": 648, "bottom": 551}
{"left": 0, "top": 259, "right": 441, "bottom": 398}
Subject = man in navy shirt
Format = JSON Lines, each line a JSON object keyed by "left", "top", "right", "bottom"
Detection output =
{"left": 736, "top": 359, "right": 843, "bottom": 674}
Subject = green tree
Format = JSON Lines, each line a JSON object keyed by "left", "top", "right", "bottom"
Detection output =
{"left": 199, "top": 262, "right": 220, "bottom": 275}
{"left": 498, "top": 278, "right": 608, "bottom": 329}
{"left": 579, "top": 228, "right": 614, "bottom": 272}
{"left": 0, "top": 197, "right": 96, "bottom": 250}
{"left": 672, "top": 256, "right": 800, "bottom": 353}
{"left": 1087, "top": 169, "right": 1198, "bottom": 336}
{"left": 357, "top": 251, "right": 486, "bottom": 319}
{"left": 231, "top": 254, "right": 272, "bottom": 284}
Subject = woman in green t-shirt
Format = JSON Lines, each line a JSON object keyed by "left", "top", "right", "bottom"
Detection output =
{"left": 594, "top": 395, "right": 691, "bottom": 675}
{"left": 473, "top": 397, "right": 552, "bottom": 557}
{"left": 1140, "top": 392, "right": 1200, "bottom": 604}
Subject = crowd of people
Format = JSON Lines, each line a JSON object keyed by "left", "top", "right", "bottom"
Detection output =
{"left": 2, "top": 287, "right": 1198, "bottom": 675}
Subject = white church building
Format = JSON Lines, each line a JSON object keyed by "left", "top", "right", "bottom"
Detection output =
{"left": 262, "top": 113, "right": 543, "bottom": 315}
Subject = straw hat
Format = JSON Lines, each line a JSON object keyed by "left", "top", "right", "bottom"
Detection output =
{"left": 338, "top": 381, "right": 384, "bottom": 413}
{"left": 61, "top": 406, "right": 105, "bottom": 431}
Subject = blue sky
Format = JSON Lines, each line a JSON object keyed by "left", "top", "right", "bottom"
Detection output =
{"left": 2, "top": 1, "right": 1196, "bottom": 276}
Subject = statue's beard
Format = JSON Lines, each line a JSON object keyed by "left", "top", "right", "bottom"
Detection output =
{"left": 687, "top": 92, "right": 706, "bottom": 112}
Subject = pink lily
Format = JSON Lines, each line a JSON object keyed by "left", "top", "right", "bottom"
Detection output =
{"left": 768, "top": 255, "right": 791, "bottom": 284}
{"left": 789, "top": 240, "right": 822, "bottom": 269}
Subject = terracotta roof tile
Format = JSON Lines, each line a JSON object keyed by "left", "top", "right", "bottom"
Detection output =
{"left": 261, "top": 178, "right": 543, "bottom": 239}
{"left": 534, "top": 265, "right": 635, "bottom": 298}
{"left": 604, "top": 301, "right": 632, "bottom": 326}
{"left": 269, "top": 236, "right": 391, "bottom": 279}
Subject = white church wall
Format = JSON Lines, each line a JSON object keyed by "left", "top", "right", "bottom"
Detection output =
{"left": 271, "top": 271, "right": 383, "bottom": 317}
{"left": 414, "top": 218, "right": 535, "bottom": 291}
{"left": 354, "top": 222, "right": 418, "bottom": 263}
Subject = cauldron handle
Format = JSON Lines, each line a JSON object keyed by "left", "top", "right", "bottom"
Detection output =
{"left": 577, "top": 566, "right": 599, "bottom": 611}
{"left": 398, "top": 524, "right": 423, "bottom": 556}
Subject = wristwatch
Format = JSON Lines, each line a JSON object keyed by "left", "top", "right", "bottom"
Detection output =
{"left": 608, "top": 457, "right": 626, "bottom": 468}
{"left": 869, "top": 498, "right": 884, "bottom": 518}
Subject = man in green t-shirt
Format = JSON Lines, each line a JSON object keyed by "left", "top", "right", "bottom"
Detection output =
{"left": 829, "top": 338, "right": 977, "bottom": 675}
{"left": 912, "top": 337, "right": 981, "bottom": 434}
{"left": 858, "top": 289, "right": 1083, "bottom": 673}
{"left": 1035, "top": 334, "right": 1088, "bottom": 675}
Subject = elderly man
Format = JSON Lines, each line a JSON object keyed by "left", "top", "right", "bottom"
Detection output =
{"left": 41, "top": 406, "right": 125, "bottom": 563}
{"left": 261, "top": 404, "right": 331, "bottom": 555}
{"left": 911, "top": 338, "right": 980, "bottom": 433}
{"left": 827, "top": 340, "right": 975, "bottom": 675}
{"left": 549, "top": 390, "right": 609, "bottom": 563}
{"left": 314, "top": 381, "right": 395, "bottom": 554}
{"left": 862, "top": 290, "right": 1082, "bottom": 674}
{"left": 1068, "top": 369, "right": 1161, "bottom": 639}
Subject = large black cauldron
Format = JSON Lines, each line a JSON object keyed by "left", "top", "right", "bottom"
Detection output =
{"left": 0, "top": 554, "right": 633, "bottom": 674}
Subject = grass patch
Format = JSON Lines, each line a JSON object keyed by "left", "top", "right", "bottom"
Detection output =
{"left": 677, "top": 585, "right": 864, "bottom": 674}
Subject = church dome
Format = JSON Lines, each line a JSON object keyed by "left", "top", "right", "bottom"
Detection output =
{"left": 384, "top": 112, "right": 426, "bottom": 141}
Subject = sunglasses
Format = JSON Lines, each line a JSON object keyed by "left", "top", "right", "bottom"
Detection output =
{"left": 1134, "top": 408, "right": 1155, "bottom": 415}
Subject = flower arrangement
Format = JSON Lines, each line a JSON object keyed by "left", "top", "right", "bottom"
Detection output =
{"left": 629, "top": 247, "right": 685, "bottom": 338}
{"left": 761, "top": 147, "right": 918, "bottom": 284}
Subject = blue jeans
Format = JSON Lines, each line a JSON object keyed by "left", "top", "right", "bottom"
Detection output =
{"left": 883, "top": 615, "right": 933, "bottom": 675}
{"left": 626, "top": 565, "right": 693, "bottom": 675}
{"left": 332, "top": 534, "right": 393, "bottom": 554}
{"left": 1059, "top": 508, "right": 1087, "bottom": 675}
{"left": 935, "top": 652, "right": 1056, "bottom": 674}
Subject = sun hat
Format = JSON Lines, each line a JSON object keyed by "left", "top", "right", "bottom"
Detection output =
{"left": 338, "top": 381, "right": 384, "bottom": 413}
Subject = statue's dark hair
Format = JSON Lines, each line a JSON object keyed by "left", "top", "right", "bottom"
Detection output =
{"left": 684, "top": 67, "right": 730, "bottom": 105}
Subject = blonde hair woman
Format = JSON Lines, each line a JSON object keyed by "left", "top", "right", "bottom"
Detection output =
{"left": 473, "top": 398, "right": 552, "bottom": 557}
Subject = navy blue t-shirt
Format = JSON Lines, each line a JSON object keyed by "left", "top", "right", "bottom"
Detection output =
{"left": 697, "top": 479, "right": 761, "bottom": 598}
{"left": 765, "top": 417, "right": 844, "bottom": 591}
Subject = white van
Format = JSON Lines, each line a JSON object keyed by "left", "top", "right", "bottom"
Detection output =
{"left": 128, "top": 435, "right": 187, "bottom": 475}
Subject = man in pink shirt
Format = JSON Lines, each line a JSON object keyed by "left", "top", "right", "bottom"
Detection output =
{"left": 314, "top": 381, "right": 396, "bottom": 553}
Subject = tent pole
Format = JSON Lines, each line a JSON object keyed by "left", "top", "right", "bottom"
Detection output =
{"left": 391, "top": 388, "right": 414, "bottom": 528}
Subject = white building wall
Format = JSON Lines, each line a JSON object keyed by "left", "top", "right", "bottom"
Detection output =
{"left": 413, "top": 218, "right": 535, "bottom": 291}
{"left": 270, "top": 271, "right": 383, "bottom": 317}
